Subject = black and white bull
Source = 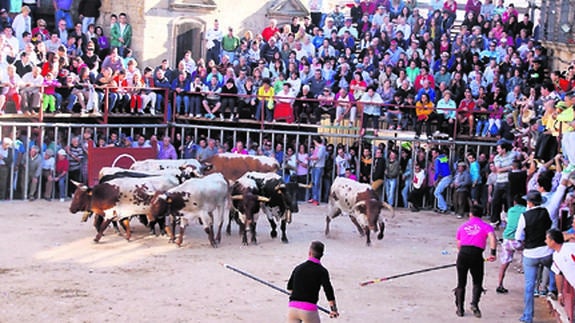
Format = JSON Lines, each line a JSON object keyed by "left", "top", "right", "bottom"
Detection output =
{"left": 148, "top": 173, "right": 228, "bottom": 248}
{"left": 228, "top": 172, "right": 300, "bottom": 245}
{"left": 325, "top": 177, "right": 395, "bottom": 246}
{"left": 69, "top": 174, "right": 182, "bottom": 242}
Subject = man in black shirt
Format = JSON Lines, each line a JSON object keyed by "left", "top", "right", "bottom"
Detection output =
{"left": 287, "top": 241, "right": 339, "bottom": 322}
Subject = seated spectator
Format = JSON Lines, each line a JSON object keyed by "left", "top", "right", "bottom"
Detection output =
{"left": 112, "top": 70, "right": 130, "bottom": 113}
{"left": 1, "top": 64, "right": 23, "bottom": 114}
{"left": 158, "top": 136, "right": 177, "bottom": 160}
{"left": 20, "top": 66, "right": 43, "bottom": 115}
{"left": 171, "top": 71, "right": 191, "bottom": 117}
{"left": 314, "top": 86, "right": 335, "bottom": 125}
{"left": 255, "top": 78, "right": 275, "bottom": 122}
{"left": 358, "top": 86, "right": 381, "bottom": 136}
{"left": 14, "top": 52, "right": 33, "bottom": 77}
{"left": 387, "top": 93, "right": 404, "bottom": 130}
{"left": 294, "top": 82, "right": 318, "bottom": 124}
{"left": 129, "top": 72, "right": 145, "bottom": 114}
{"left": 335, "top": 87, "right": 357, "bottom": 128}
{"left": 457, "top": 89, "right": 476, "bottom": 136}
{"left": 96, "top": 67, "right": 118, "bottom": 113}
{"left": 485, "top": 101, "right": 503, "bottom": 136}
{"left": 153, "top": 68, "right": 171, "bottom": 115}
{"left": 435, "top": 90, "right": 457, "bottom": 137}
{"left": 220, "top": 77, "right": 238, "bottom": 121}
{"left": 202, "top": 75, "right": 222, "bottom": 120}
{"left": 473, "top": 97, "right": 489, "bottom": 136}
{"left": 414, "top": 92, "right": 435, "bottom": 139}
{"left": 274, "top": 82, "right": 295, "bottom": 123}
{"left": 140, "top": 66, "right": 157, "bottom": 115}
{"left": 237, "top": 76, "right": 258, "bottom": 119}
{"left": 31, "top": 19, "right": 50, "bottom": 42}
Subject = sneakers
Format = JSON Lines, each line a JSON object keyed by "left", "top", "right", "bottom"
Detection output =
{"left": 59, "top": 198, "right": 65, "bottom": 202}
{"left": 308, "top": 199, "right": 315, "bottom": 203}
{"left": 496, "top": 286, "right": 509, "bottom": 294}
{"left": 195, "top": 114, "right": 202, "bottom": 118}
{"left": 219, "top": 114, "right": 224, "bottom": 121}
{"left": 562, "top": 164, "right": 575, "bottom": 174}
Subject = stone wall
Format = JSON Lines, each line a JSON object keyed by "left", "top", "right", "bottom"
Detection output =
{"left": 99, "top": 0, "right": 307, "bottom": 68}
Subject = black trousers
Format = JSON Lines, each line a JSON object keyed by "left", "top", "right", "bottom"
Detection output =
{"left": 456, "top": 246, "right": 485, "bottom": 289}
{"left": 491, "top": 182, "right": 511, "bottom": 224}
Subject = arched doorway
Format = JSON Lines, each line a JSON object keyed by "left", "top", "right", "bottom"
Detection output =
{"left": 172, "top": 18, "right": 204, "bottom": 66}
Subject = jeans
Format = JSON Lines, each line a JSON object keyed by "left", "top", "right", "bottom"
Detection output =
{"left": 434, "top": 175, "right": 452, "bottom": 211}
{"left": 385, "top": 177, "right": 397, "bottom": 206}
{"left": 475, "top": 119, "right": 488, "bottom": 136}
{"left": 255, "top": 105, "right": 273, "bottom": 122}
{"left": 521, "top": 254, "right": 553, "bottom": 323}
{"left": 55, "top": 9, "right": 73, "bottom": 29}
{"left": 57, "top": 176, "right": 67, "bottom": 199}
{"left": 311, "top": 167, "right": 324, "bottom": 201}
{"left": 401, "top": 178, "right": 411, "bottom": 207}
{"left": 190, "top": 96, "right": 202, "bottom": 116}
{"left": 65, "top": 93, "right": 77, "bottom": 112}
{"left": 82, "top": 17, "right": 95, "bottom": 34}
{"left": 175, "top": 94, "right": 190, "bottom": 114}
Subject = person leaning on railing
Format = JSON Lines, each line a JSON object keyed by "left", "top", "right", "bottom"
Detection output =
{"left": 414, "top": 92, "right": 434, "bottom": 139}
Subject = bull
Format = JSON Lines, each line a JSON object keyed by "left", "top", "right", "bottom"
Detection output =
{"left": 325, "top": 177, "right": 395, "bottom": 246}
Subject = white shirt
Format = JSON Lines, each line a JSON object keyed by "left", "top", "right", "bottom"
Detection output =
{"left": 551, "top": 242, "right": 575, "bottom": 287}
{"left": 205, "top": 28, "right": 224, "bottom": 49}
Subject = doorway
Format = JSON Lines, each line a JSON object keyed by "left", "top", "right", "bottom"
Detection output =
{"left": 175, "top": 22, "right": 203, "bottom": 65}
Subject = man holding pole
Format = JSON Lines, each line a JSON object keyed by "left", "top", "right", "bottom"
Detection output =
{"left": 287, "top": 241, "right": 339, "bottom": 322}
{"left": 454, "top": 205, "right": 497, "bottom": 318}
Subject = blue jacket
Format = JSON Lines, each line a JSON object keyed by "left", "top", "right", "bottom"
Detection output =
{"left": 434, "top": 154, "right": 451, "bottom": 181}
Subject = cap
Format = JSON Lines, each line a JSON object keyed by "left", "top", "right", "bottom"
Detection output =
{"left": 441, "top": 51, "right": 449, "bottom": 58}
{"left": 523, "top": 190, "right": 546, "bottom": 205}
{"left": 45, "top": 148, "right": 54, "bottom": 157}
{"left": 0, "top": 8, "right": 6, "bottom": 14}
{"left": 535, "top": 45, "right": 543, "bottom": 50}
{"left": 57, "top": 149, "right": 67, "bottom": 156}
{"left": 323, "top": 87, "right": 331, "bottom": 92}
{"left": 533, "top": 56, "right": 543, "bottom": 63}
{"left": 457, "top": 161, "right": 467, "bottom": 167}
{"left": 2, "top": 137, "right": 12, "bottom": 145}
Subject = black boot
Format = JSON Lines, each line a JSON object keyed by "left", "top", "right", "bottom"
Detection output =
{"left": 453, "top": 287, "right": 465, "bottom": 317}
{"left": 470, "top": 285, "right": 485, "bottom": 318}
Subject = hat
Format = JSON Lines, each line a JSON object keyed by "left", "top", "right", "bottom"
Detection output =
{"left": 441, "top": 51, "right": 449, "bottom": 58}
{"left": 45, "top": 148, "right": 54, "bottom": 157}
{"left": 57, "top": 149, "right": 66, "bottom": 156}
{"left": 457, "top": 161, "right": 467, "bottom": 167}
{"left": 533, "top": 57, "right": 543, "bottom": 63}
{"left": 0, "top": 8, "right": 6, "bottom": 14}
{"left": 535, "top": 45, "right": 543, "bottom": 50}
{"left": 323, "top": 87, "right": 331, "bottom": 92}
{"left": 523, "top": 190, "right": 546, "bottom": 205}
{"left": 2, "top": 137, "right": 12, "bottom": 145}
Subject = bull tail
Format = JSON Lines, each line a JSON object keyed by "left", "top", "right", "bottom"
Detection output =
{"left": 382, "top": 202, "right": 395, "bottom": 218}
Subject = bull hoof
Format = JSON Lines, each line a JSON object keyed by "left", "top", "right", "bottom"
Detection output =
{"left": 270, "top": 230, "right": 278, "bottom": 238}
{"left": 377, "top": 233, "right": 384, "bottom": 240}
{"left": 281, "top": 237, "right": 289, "bottom": 243}
{"left": 242, "top": 241, "right": 249, "bottom": 246}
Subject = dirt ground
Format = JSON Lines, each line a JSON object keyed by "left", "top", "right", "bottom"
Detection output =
{"left": 0, "top": 200, "right": 556, "bottom": 323}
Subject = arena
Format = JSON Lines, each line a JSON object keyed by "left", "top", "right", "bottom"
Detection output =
{"left": 0, "top": 200, "right": 554, "bottom": 322}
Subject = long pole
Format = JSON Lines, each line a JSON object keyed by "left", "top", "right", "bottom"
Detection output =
{"left": 360, "top": 263, "right": 457, "bottom": 287}
{"left": 223, "top": 263, "right": 330, "bottom": 314}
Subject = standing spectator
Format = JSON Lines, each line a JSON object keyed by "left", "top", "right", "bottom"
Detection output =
{"left": 295, "top": 143, "right": 309, "bottom": 201}
{"left": 334, "top": 146, "right": 349, "bottom": 177}
{"left": 454, "top": 205, "right": 497, "bottom": 317}
{"left": 78, "top": 0, "right": 101, "bottom": 34}
{"left": 408, "top": 162, "right": 426, "bottom": 211}
{"left": 433, "top": 147, "right": 452, "bottom": 214}
{"left": 496, "top": 195, "right": 527, "bottom": 294}
{"left": 53, "top": 0, "right": 73, "bottom": 29}
{"left": 221, "top": 27, "right": 240, "bottom": 63}
{"left": 205, "top": 19, "right": 223, "bottom": 65}
{"left": 41, "top": 148, "right": 55, "bottom": 200}
{"left": 65, "top": 136, "right": 84, "bottom": 196}
{"left": 54, "top": 149, "right": 69, "bottom": 202}
{"left": 308, "top": 136, "right": 326, "bottom": 206}
{"left": 110, "top": 13, "right": 132, "bottom": 57}
{"left": 385, "top": 150, "right": 400, "bottom": 206}
{"left": 27, "top": 145, "right": 42, "bottom": 200}
{"left": 95, "top": 26, "right": 110, "bottom": 59}
{"left": 515, "top": 190, "right": 553, "bottom": 323}
{"left": 491, "top": 140, "right": 516, "bottom": 227}
{"left": 452, "top": 162, "right": 472, "bottom": 218}
{"left": 286, "top": 241, "right": 339, "bottom": 321}
{"left": 359, "top": 147, "right": 372, "bottom": 184}
{"left": 11, "top": 5, "right": 31, "bottom": 50}
{"left": 0, "top": 138, "right": 13, "bottom": 200}
{"left": 467, "top": 153, "right": 481, "bottom": 204}
{"left": 372, "top": 147, "right": 385, "bottom": 194}
{"left": 261, "top": 18, "right": 279, "bottom": 43}
{"left": 400, "top": 148, "right": 413, "bottom": 208}
{"left": 158, "top": 136, "right": 177, "bottom": 160}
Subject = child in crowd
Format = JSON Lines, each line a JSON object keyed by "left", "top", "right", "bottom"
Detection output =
{"left": 42, "top": 72, "right": 61, "bottom": 113}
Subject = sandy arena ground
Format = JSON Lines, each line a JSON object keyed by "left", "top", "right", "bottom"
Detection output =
{"left": 0, "top": 200, "right": 556, "bottom": 322}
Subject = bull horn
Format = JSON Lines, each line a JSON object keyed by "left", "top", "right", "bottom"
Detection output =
{"left": 257, "top": 196, "right": 270, "bottom": 203}
{"left": 298, "top": 183, "right": 312, "bottom": 189}
{"left": 231, "top": 195, "right": 244, "bottom": 200}
{"left": 274, "top": 183, "right": 286, "bottom": 191}
{"left": 71, "top": 180, "right": 88, "bottom": 191}
{"left": 382, "top": 202, "right": 395, "bottom": 218}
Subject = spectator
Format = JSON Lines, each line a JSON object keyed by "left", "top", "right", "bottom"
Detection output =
{"left": 158, "top": 136, "right": 177, "bottom": 160}
{"left": 385, "top": 150, "right": 400, "bottom": 206}
{"left": 65, "top": 136, "right": 84, "bottom": 196}
{"left": 171, "top": 71, "right": 191, "bottom": 117}
{"left": 497, "top": 195, "right": 527, "bottom": 294}
{"left": 1, "top": 64, "right": 23, "bottom": 114}
{"left": 42, "top": 72, "right": 61, "bottom": 113}
{"left": 408, "top": 162, "right": 426, "bottom": 211}
{"left": 205, "top": 19, "right": 223, "bottom": 65}
{"left": 110, "top": 12, "right": 132, "bottom": 57}
{"left": 452, "top": 161, "right": 472, "bottom": 218}
{"left": 256, "top": 78, "right": 274, "bottom": 122}
{"left": 308, "top": 136, "right": 326, "bottom": 205}
{"left": 53, "top": 0, "right": 73, "bottom": 29}
{"left": 78, "top": 0, "right": 101, "bottom": 34}
{"left": 11, "top": 5, "right": 31, "bottom": 50}
{"left": 335, "top": 87, "right": 357, "bottom": 128}
{"left": 220, "top": 77, "right": 238, "bottom": 121}
{"left": 414, "top": 92, "right": 434, "bottom": 139}
{"left": 433, "top": 147, "right": 452, "bottom": 214}
{"left": 202, "top": 75, "right": 222, "bottom": 120}
{"left": 54, "top": 149, "right": 69, "bottom": 202}
{"left": 94, "top": 26, "right": 110, "bottom": 59}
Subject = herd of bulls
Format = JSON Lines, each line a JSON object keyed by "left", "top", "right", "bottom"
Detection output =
{"left": 69, "top": 153, "right": 395, "bottom": 247}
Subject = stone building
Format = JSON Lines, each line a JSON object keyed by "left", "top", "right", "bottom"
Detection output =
{"left": 99, "top": 0, "right": 309, "bottom": 68}
{"left": 536, "top": 0, "right": 575, "bottom": 69}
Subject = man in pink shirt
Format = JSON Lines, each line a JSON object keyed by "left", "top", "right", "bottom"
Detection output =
{"left": 454, "top": 205, "right": 496, "bottom": 318}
